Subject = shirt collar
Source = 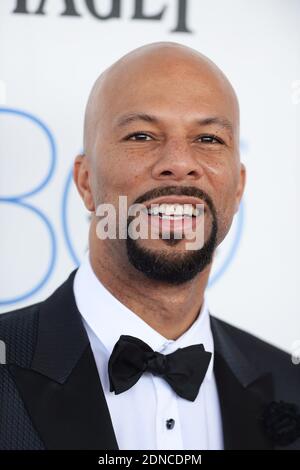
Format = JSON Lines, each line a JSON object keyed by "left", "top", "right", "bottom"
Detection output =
{"left": 74, "top": 252, "right": 215, "bottom": 380}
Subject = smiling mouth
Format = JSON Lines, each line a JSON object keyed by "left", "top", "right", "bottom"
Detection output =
{"left": 146, "top": 203, "right": 204, "bottom": 220}
{"left": 143, "top": 197, "right": 206, "bottom": 220}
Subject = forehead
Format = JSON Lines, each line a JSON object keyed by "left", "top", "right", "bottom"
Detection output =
{"left": 93, "top": 53, "right": 238, "bottom": 133}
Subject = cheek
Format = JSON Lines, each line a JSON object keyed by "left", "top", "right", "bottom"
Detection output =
{"left": 92, "top": 150, "right": 146, "bottom": 202}
{"left": 212, "top": 173, "right": 240, "bottom": 242}
{"left": 210, "top": 159, "right": 239, "bottom": 201}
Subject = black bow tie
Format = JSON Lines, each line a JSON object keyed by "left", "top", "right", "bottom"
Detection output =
{"left": 108, "top": 335, "right": 212, "bottom": 402}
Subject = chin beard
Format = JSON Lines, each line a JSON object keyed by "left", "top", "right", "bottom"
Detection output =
{"left": 126, "top": 218, "right": 218, "bottom": 285}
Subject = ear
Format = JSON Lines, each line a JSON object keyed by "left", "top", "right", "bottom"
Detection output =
{"left": 73, "top": 154, "right": 95, "bottom": 212}
{"left": 234, "top": 163, "right": 246, "bottom": 213}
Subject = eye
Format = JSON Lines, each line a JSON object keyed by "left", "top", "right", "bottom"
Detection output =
{"left": 125, "top": 132, "right": 153, "bottom": 141}
{"left": 198, "top": 134, "right": 224, "bottom": 144}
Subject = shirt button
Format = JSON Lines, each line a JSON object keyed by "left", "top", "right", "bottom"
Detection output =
{"left": 166, "top": 418, "right": 175, "bottom": 430}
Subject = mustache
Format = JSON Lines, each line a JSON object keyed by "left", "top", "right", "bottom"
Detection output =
{"left": 133, "top": 185, "right": 216, "bottom": 216}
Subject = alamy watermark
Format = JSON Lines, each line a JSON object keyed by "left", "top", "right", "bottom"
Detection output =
{"left": 291, "top": 80, "right": 300, "bottom": 105}
{"left": 291, "top": 340, "right": 300, "bottom": 365}
{"left": 95, "top": 196, "right": 205, "bottom": 250}
{"left": 0, "top": 340, "right": 6, "bottom": 365}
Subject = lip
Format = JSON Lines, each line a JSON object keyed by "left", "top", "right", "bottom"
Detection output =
{"left": 144, "top": 196, "right": 206, "bottom": 210}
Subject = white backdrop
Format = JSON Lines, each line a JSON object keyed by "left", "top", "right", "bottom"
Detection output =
{"left": 0, "top": 0, "right": 299, "bottom": 354}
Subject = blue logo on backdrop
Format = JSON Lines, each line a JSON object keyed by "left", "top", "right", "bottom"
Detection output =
{"left": 0, "top": 108, "right": 57, "bottom": 305}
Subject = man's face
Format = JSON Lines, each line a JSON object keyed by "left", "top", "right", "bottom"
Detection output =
{"left": 81, "top": 51, "right": 245, "bottom": 283}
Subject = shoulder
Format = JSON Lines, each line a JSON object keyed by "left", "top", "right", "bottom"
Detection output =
{"left": 0, "top": 269, "right": 78, "bottom": 367}
{"left": 0, "top": 301, "right": 41, "bottom": 336}
{"left": 210, "top": 315, "right": 300, "bottom": 401}
{"left": 0, "top": 301, "right": 41, "bottom": 322}
{"left": 0, "top": 301, "right": 41, "bottom": 333}
{"left": 211, "top": 315, "right": 291, "bottom": 363}
{"left": 0, "top": 269, "right": 78, "bottom": 338}
{"left": 0, "top": 302, "right": 41, "bottom": 367}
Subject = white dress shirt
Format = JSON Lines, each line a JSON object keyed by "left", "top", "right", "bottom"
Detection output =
{"left": 73, "top": 252, "right": 224, "bottom": 450}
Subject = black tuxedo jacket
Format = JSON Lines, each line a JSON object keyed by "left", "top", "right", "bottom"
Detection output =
{"left": 0, "top": 270, "right": 299, "bottom": 450}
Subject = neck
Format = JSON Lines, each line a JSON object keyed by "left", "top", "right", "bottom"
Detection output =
{"left": 89, "top": 222, "right": 212, "bottom": 340}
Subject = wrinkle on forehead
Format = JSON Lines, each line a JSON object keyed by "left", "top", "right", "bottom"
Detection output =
{"left": 83, "top": 42, "right": 239, "bottom": 156}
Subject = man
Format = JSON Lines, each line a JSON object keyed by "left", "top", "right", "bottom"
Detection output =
{"left": 0, "top": 42, "right": 299, "bottom": 450}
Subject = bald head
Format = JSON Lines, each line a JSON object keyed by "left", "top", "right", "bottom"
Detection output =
{"left": 83, "top": 41, "right": 239, "bottom": 156}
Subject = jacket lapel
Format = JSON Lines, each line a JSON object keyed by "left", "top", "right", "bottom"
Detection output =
{"left": 213, "top": 351, "right": 274, "bottom": 449}
{"left": 210, "top": 316, "right": 274, "bottom": 449}
{"left": 8, "top": 270, "right": 119, "bottom": 450}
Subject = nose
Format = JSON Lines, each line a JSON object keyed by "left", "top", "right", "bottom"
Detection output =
{"left": 151, "top": 138, "right": 204, "bottom": 182}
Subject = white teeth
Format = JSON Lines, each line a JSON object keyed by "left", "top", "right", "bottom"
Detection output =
{"left": 174, "top": 205, "right": 183, "bottom": 215}
{"left": 147, "top": 203, "right": 203, "bottom": 217}
{"left": 165, "top": 204, "right": 173, "bottom": 216}
{"left": 193, "top": 206, "right": 204, "bottom": 216}
{"left": 183, "top": 204, "right": 193, "bottom": 216}
{"left": 160, "top": 203, "right": 166, "bottom": 214}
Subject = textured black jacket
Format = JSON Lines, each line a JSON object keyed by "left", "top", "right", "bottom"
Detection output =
{"left": 0, "top": 270, "right": 299, "bottom": 450}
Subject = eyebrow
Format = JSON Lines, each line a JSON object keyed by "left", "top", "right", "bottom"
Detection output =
{"left": 115, "top": 112, "right": 234, "bottom": 133}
